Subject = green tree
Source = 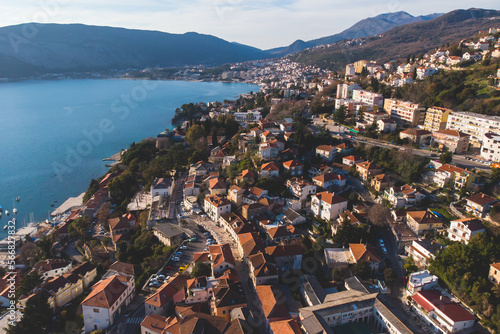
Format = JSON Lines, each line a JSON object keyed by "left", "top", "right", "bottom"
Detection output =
{"left": 16, "top": 272, "right": 42, "bottom": 300}
{"left": 384, "top": 268, "right": 397, "bottom": 286}
{"left": 404, "top": 256, "right": 418, "bottom": 275}
{"left": 333, "top": 105, "right": 347, "bottom": 124}
{"left": 332, "top": 267, "right": 345, "bottom": 282}
{"left": 354, "top": 261, "right": 371, "bottom": 279}
{"left": 439, "top": 150, "right": 453, "bottom": 164}
{"left": 191, "top": 262, "right": 211, "bottom": 278}
{"left": 6, "top": 292, "right": 52, "bottom": 334}
{"left": 186, "top": 124, "right": 206, "bottom": 149}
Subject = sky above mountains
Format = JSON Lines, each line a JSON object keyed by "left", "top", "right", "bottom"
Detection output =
{"left": 1, "top": 1, "right": 499, "bottom": 49}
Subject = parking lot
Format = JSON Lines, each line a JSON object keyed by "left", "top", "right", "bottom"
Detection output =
{"left": 145, "top": 218, "right": 210, "bottom": 290}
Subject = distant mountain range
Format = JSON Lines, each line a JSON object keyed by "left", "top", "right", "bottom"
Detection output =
{"left": 0, "top": 24, "right": 267, "bottom": 77}
{"left": 267, "top": 11, "right": 442, "bottom": 56}
{"left": 0, "top": 8, "right": 497, "bottom": 78}
{"left": 289, "top": 8, "right": 500, "bottom": 70}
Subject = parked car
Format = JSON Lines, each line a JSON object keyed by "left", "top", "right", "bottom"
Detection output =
{"left": 180, "top": 245, "right": 188, "bottom": 250}
{"left": 203, "top": 232, "right": 210, "bottom": 236}
{"left": 381, "top": 246, "right": 387, "bottom": 255}
{"left": 175, "top": 251, "right": 183, "bottom": 256}
{"left": 201, "top": 214, "right": 207, "bottom": 218}
{"left": 148, "top": 281, "right": 159, "bottom": 287}
{"left": 378, "top": 239, "right": 385, "bottom": 248}
{"left": 189, "top": 237, "right": 197, "bottom": 242}
{"left": 165, "top": 265, "right": 173, "bottom": 270}
{"left": 172, "top": 256, "right": 180, "bottom": 262}
{"left": 430, "top": 153, "right": 438, "bottom": 157}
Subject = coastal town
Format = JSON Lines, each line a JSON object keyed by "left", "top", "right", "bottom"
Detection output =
{"left": 2, "top": 24, "right": 500, "bottom": 334}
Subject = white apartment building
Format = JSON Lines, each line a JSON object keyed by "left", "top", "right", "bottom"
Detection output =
{"left": 383, "top": 99, "right": 425, "bottom": 126}
{"left": 336, "top": 83, "right": 361, "bottom": 99}
{"left": 81, "top": 275, "right": 131, "bottom": 333}
{"left": 446, "top": 111, "right": 500, "bottom": 146}
{"left": 311, "top": 191, "right": 348, "bottom": 221}
{"left": 447, "top": 218, "right": 485, "bottom": 244}
{"left": 204, "top": 195, "right": 232, "bottom": 222}
{"left": 481, "top": 132, "right": 500, "bottom": 162}
{"left": 352, "top": 89, "right": 384, "bottom": 108}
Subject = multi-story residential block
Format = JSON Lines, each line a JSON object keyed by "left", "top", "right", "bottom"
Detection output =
{"left": 312, "top": 172, "right": 346, "bottom": 190}
{"left": 433, "top": 164, "right": 482, "bottom": 190}
{"left": 219, "top": 212, "right": 254, "bottom": 242}
{"left": 446, "top": 111, "right": 500, "bottom": 146}
{"left": 145, "top": 274, "right": 188, "bottom": 316}
{"left": 384, "top": 184, "right": 426, "bottom": 209}
{"left": 383, "top": 99, "right": 425, "bottom": 126}
{"left": 204, "top": 195, "right": 232, "bottom": 222}
{"left": 406, "top": 211, "right": 443, "bottom": 236}
{"left": 248, "top": 253, "right": 279, "bottom": 286}
{"left": 152, "top": 223, "right": 185, "bottom": 247}
{"left": 352, "top": 89, "right": 384, "bottom": 108}
{"left": 228, "top": 185, "right": 245, "bottom": 207}
{"left": 209, "top": 243, "right": 236, "bottom": 277}
{"left": 431, "top": 129, "right": 470, "bottom": 153}
{"left": 410, "top": 289, "right": 475, "bottom": 333}
{"left": 423, "top": 107, "right": 451, "bottom": 132}
{"left": 405, "top": 239, "right": 443, "bottom": 269}
{"left": 81, "top": 275, "right": 132, "bottom": 333}
{"left": 361, "top": 111, "right": 388, "bottom": 125}
{"left": 342, "top": 155, "right": 364, "bottom": 166}
{"left": 265, "top": 244, "right": 303, "bottom": 272}
{"left": 465, "top": 192, "right": 498, "bottom": 218}
{"left": 489, "top": 263, "right": 500, "bottom": 284}
{"left": 211, "top": 280, "right": 247, "bottom": 322}
{"left": 406, "top": 270, "right": 439, "bottom": 296}
{"left": 282, "top": 160, "right": 304, "bottom": 176}
{"left": 33, "top": 259, "right": 72, "bottom": 280}
{"left": 356, "top": 161, "right": 383, "bottom": 182}
{"left": 286, "top": 178, "right": 317, "bottom": 201}
{"left": 399, "top": 128, "right": 432, "bottom": 145}
{"left": 299, "top": 289, "right": 413, "bottom": 334}
{"left": 336, "top": 82, "right": 361, "bottom": 99}
{"left": 481, "top": 132, "right": 500, "bottom": 162}
{"left": 371, "top": 174, "right": 391, "bottom": 192}
{"left": 261, "top": 162, "right": 280, "bottom": 178}
{"left": 447, "top": 218, "right": 485, "bottom": 244}
{"left": 315, "top": 145, "right": 336, "bottom": 162}
{"left": 345, "top": 64, "right": 356, "bottom": 77}
{"left": 311, "top": 191, "right": 348, "bottom": 221}
{"left": 184, "top": 276, "right": 218, "bottom": 305}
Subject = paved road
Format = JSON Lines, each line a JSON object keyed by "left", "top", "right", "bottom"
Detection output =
{"left": 63, "top": 239, "right": 85, "bottom": 262}
{"left": 312, "top": 118, "right": 491, "bottom": 173}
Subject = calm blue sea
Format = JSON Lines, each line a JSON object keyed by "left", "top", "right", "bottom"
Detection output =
{"left": 0, "top": 79, "right": 258, "bottom": 234}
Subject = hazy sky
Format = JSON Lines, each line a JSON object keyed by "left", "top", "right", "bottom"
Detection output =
{"left": 1, "top": 1, "right": 499, "bottom": 49}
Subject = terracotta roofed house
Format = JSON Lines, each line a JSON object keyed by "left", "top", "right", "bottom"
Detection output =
{"left": 315, "top": 145, "right": 336, "bottom": 162}
{"left": 283, "top": 160, "right": 304, "bottom": 176}
{"left": 81, "top": 275, "right": 130, "bottom": 333}
{"left": 209, "top": 243, "right": 236, "bottom": 276}
{"left": 465, "top": 192, "right": 498, "bottom": 218}
{"left": 348, "top": 243, "right": 381, "bottom": 271}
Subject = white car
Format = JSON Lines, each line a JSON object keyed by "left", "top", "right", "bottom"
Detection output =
{"left": 180, "top": 245, "right": 188, "bottom": 250}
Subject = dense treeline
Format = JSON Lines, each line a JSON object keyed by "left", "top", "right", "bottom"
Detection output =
{"left": 395, "top": 61, "right": 500, "bottom": 114}
{"left": 429, "top": 233, "right": 500, "bottom": 330}
{"left": 357, "top": 145, "right": 428, "bottom": 184}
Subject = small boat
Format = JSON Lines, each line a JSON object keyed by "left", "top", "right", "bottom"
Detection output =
{"left": 16, "top": 197, "right": 20, "bottom": 201}
{"left": 12, "top": 199, "right": 17, "bottom": 214}
{"left": 50, "top": 204, "right": 54, "bottom": 207}
{"left": 13, "top": 208, "right": 17, "bottom": 214}
{"left": 5, "top": 210, "right": 9, "bottom": 215}
{"left": 3, "top": 225, "right": 6, "bottom": 230}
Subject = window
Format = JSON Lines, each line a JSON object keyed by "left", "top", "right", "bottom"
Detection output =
{"left": 222, "top": 310, "right": 226, "bottom": 314}
{"left": 93, "top": 308, "right": 99, "bottom": 313}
